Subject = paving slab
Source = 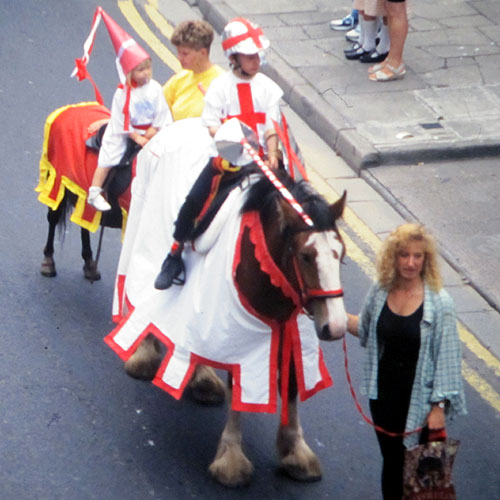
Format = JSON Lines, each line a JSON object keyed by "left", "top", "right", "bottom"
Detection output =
{"left": 159, "top": 0, "right": 500, "bottom": 363}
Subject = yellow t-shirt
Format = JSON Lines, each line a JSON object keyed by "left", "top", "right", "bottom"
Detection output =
{"left": 163, "top": 65, "right": 225, "bottom": 121}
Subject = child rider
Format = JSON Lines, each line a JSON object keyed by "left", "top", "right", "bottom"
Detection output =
{"left": 74, "top": 7, "right": 171, "bottom": 212}
{"left": 154, "top": 17, "right": 283, "bottom": 290}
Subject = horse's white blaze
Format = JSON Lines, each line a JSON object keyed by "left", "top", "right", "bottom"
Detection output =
{"left": 308, "top": 231, "right": 347, "bottom": 338}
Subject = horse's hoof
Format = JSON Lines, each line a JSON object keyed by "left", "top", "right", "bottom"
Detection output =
{"left": 83, "top": 260, "right": 101, "bottom": 281}
{"left": 187, "top": 365, "right": 226, "bottom": 405}
{"left": 124, "top": 336, "right": 163, "bottom": 380}
{"left": 41, "top": 257, "right": 56, "bottom": 277}
{"left": 208, "top": 445, "right": 254, "bottom": 487}
{"left": 124, "top": 356, "right": 161, "bottom": 381}
{"left": 279, "top": 462, "right": 322, "bottom": 482}
{"left": 279, "top": 449, "right": 322, "bottom": 482}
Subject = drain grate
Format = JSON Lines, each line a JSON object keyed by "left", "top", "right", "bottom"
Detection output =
{"left": 419, "top": 122, "right": 443, "bottom": 130}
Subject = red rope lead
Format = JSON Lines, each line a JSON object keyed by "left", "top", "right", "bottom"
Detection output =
{"left": 240, "top": 139, "right": 314, "bottom": 227}
{"left": 342, "top": 335, "right": 422, "bottom": 438}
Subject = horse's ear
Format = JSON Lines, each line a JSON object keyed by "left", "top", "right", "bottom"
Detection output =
{"left": 329, "top": 190, "right": 347, "bottom": 221}
{"left": 277, "top": 196, "right": 309, "bottom": 232}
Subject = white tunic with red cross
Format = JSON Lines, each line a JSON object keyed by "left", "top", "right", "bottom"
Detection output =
{"left": 201, "top": 71, "right": 283, "bottom": 157}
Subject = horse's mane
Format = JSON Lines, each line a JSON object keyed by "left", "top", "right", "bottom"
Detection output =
{"left": 241, "top": 170, "right": 334, "bottom": 230}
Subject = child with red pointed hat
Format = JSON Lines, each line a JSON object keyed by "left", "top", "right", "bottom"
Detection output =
{"left": 154, "top": 17, "right": 283, "bottom": 290}
{"left": 73, "top": 7, "right": 172, "bottom": 211}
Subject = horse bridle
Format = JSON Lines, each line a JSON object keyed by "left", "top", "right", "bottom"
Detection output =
{"left": 291, "top": 253, "right": 344, "bottom": 308}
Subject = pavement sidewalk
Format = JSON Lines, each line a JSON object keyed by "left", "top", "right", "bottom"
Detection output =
{"left": 157, "top": 0, "right": 500, "bottom": 360}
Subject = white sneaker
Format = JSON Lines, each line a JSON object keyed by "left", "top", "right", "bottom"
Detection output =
{"left": 88, "top": 186, "right": 111, "bottom": 211}
{"left": 345, "top": 25, "right": 360, "bottom": 42}
{"left": 329, "top": 14, "right": 357, "bottom": 31}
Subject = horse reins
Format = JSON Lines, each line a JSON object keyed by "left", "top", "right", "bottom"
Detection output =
{"left": 342, "top": 335, "right": 423, "bottom": 438}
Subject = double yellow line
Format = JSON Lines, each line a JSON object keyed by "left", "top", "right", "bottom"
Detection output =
{"left": 310, "top": 170, "right": 500, "bottom": 413}
{"left": 117, "top": 0, "right": 500, "bottom": 414}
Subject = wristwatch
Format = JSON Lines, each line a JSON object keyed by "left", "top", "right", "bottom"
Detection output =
{"left": 435, "top": 401, "right": 446, "bottom": 409}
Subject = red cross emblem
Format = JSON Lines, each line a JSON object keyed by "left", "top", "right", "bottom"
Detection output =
{"left": 227, "top": 83, "right": 266, "bottom": 155}
{"left": 222, "top": 17, "right": 264, "bottom": 52}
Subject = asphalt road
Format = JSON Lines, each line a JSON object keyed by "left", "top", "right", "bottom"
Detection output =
{"left": 0, "top": 1, "right": 499, "bottom": 499}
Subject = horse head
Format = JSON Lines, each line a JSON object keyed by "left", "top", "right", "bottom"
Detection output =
{"left": 241, "top": 171, "right": 347, "bottom": 341}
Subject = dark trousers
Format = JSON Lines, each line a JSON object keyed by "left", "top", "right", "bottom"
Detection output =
{"left": 173, "top": 159, "right": 220, "bottom": 242}
{"left": 370, "top": 398, "right": 409, "bottom": 500}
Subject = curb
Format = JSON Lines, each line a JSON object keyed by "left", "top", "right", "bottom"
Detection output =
{"left": 196, "top": 0, "right": 500, "bottom": 172}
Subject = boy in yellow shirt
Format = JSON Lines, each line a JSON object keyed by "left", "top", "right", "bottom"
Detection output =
{"left": 163, "top": 20, "right": 225, "bottom": 121}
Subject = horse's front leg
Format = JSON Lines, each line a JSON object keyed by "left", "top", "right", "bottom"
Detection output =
{"left": 81, "top": 227, "right": 101, "bottom": 281}
{"left": 277, "top": 362, "right": 322, "bottom": 481}
{"left": 208, "top": 385, "right": 253, "bottom": 487}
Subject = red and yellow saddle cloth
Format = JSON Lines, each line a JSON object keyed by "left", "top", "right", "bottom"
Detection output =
{"left": 35, "top": 102, "right": 131, "bottom": 232}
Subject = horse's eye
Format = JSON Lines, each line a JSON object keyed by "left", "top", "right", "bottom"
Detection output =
{"left": 300, "top": 253, "right": 314, "bottom": 265}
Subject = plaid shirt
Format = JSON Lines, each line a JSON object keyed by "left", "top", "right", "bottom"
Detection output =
{"left": 358, "top": 283, "right": 467, "bottom": 448}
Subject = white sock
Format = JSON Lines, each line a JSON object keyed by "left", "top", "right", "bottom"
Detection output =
{"left": 361, "top": 18, "right": 377, "bottom": 52}
{"left": 88, "top": 186, "right": 102, "bottom": 202}
{"left": 357, "top": 17, "right": 365, "bottom": 47}
{"left": 376, "top": 23, "right": 390, "bottom": 54}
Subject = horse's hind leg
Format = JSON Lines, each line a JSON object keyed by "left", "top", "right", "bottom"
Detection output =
{"left": 277, "top": 362, "right": 322, "bottom": 481}
{"left": 41, "top": 207, "right": 60, "bottom": 277}
{"left": 81, "top": 228, "right": 101, "bottom": 281}
{"left": 124, "top": 334, "right": 163, "bottom": 380}
{"left": 209, "top": 404, "right": 254, "bottom": 487}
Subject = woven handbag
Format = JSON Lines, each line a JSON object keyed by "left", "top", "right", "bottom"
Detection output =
{"left": 403, "top": 435, "right": 460, "bottom": 500}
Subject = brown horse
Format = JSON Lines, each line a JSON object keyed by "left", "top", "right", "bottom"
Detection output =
{"left": 112, "top": 162, "right": 348, "bottom": 486}
{"left": 36, "top": 102, "right": 131, "bottom": 281}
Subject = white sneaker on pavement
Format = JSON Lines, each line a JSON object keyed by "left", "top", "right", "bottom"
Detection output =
{"left": 345, "top": 25, "right": 360, "bottom": 42}
{"left": 329, "top": 14, "right": 357, "bottom": 31}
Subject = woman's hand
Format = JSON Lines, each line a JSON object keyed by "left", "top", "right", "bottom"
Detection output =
{"left": 347, "top": 313, "right": 359, "bottom": 337}
{"left": 427, "top": 404, "right": 446, "bottom": 430}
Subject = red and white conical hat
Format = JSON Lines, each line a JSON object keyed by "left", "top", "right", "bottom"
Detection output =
{"left": 72, "top": 6, "right": 150, "bottom": 87}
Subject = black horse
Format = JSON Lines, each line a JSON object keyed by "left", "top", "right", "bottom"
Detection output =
{"left": 37, "top": 102, "right": 135, "bottom": 281}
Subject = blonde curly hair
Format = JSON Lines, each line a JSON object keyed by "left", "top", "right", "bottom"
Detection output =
{"left": 376, "top": 223, "right": 442, "bottom": 292}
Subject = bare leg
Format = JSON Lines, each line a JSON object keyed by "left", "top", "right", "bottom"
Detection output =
{"left": 209, "top": 401, "right": 253, "bottom": 486}
{"left": 384, "top": 1, "right": 408, "bottom": 68}
{"left": 91, "top": 166, "right": 109, "bottom": 189}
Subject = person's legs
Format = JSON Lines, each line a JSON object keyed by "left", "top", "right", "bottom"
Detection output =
{"left": 361, "top": 13, "right": 378, "bottom": 52}
{"left": 346, "top": 10, "right": 379, "bottom": 60}
{"left": 368, "top": 1, "right": 407, "bottom": 80}
{"left": 384, "top": 0, "right": 408, "bottom": 68}
{"left": 376, "top": 17, "right": 390, "bottom": 54}
{"left": 370, "top": 399, "right": 407, "bottom": 500}
{"left": 155, "top": 159, "right": 220, "bottom": 290}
